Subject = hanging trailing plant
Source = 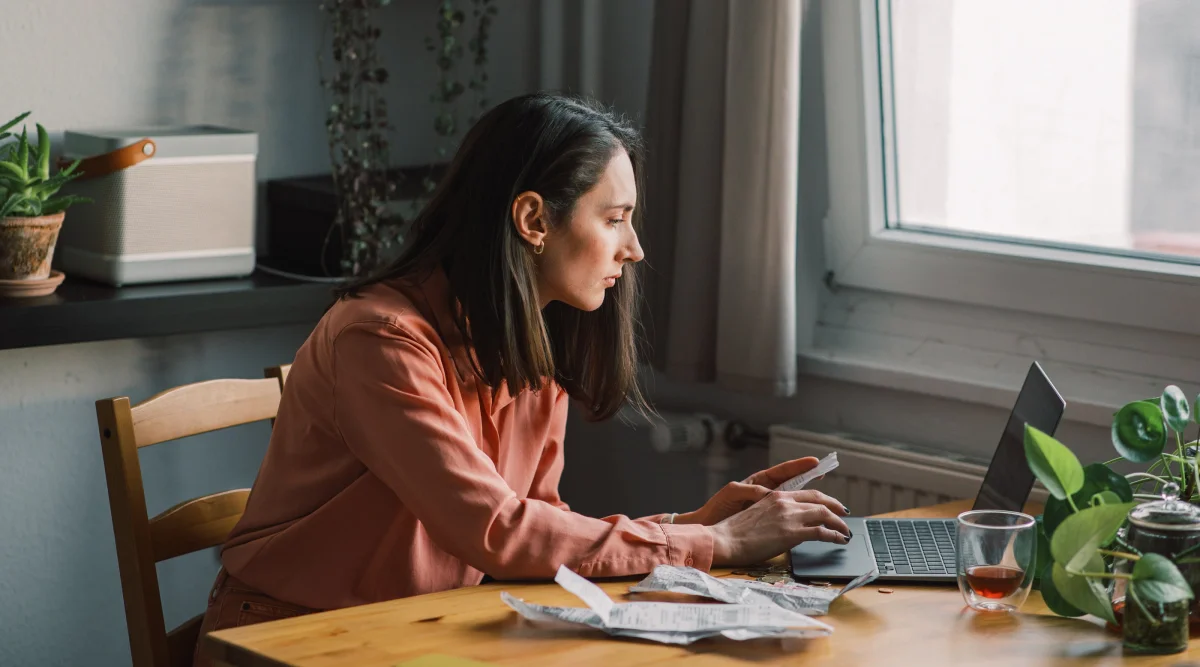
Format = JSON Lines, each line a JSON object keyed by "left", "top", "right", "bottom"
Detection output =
{"left": 421, "top": 0, "right": 495, "bottom": 194}
{"left": 467, "top": 0, "right": 496, "bottom": 124}
{"left": 319, "top": 0, "right": 397, "bottom": 277}
{"left": 317, "top": 0, "right": 497, "bottom": 277}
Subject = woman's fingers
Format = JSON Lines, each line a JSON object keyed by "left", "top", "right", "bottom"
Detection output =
{"left": 794, "top": 503, "right": 851, "bottom": 540}
{"left": 724, "top": 481, "right": 772, "bottom": 504}
{"left": 781, "top": 489, "right": 850, "bottom": 516}
{"left": 796, "top": 524, "right": 851, "bottom": 545}
{"left": 742, "top": 457, "right": 820, "bottom": 489}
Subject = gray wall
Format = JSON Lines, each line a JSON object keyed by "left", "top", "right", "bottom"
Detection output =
{"left": 0, "top": 1, "right": 1043, "bottom": 665}
{"left": 0, "top": 1, "right": 545, "bottom": 665}
{"left": 0, "top": 328, "right": 312, "bottom": 666}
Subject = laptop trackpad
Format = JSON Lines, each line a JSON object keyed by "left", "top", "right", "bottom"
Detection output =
{"left": 789, "top": 517, "right": 874, "bottom": 581}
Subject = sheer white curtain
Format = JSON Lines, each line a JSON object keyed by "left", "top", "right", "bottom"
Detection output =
{"left": 642, "top": 0, "right": 801, "bottom": 396}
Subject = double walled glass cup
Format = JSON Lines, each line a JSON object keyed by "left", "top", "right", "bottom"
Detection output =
{"left": 956, "top": 510, "right": 1036, "bottom": 612}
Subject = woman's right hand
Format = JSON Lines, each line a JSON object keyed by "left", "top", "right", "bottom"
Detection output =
{"left": 708, "top": 490, "right": 852, "bottom": 566}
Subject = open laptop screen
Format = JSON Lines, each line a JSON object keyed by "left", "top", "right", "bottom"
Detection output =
{"left": 972, "top": 362, "right": 1066, "bottom": 512}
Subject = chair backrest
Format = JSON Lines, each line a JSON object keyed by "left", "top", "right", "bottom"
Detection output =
{"left": 96, "top": 364, "right": 291, "bottom": 667}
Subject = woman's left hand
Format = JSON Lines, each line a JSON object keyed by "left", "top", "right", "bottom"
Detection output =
{"left": 675, "top": 457, "right": 845, "bottom": 526}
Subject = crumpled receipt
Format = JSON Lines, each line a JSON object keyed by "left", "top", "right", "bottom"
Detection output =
{"left": 501, "top": 565, "right": 834, "bottom": 645}
{"left": 629, "top": 564, "right": 878, "bottom": 615}
{"left": 778, "top": 452, "right": 839, "bottom": 493}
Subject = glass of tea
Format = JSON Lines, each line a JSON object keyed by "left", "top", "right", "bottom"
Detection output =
{"left": 956, "top": 510, "right": 1036, "bottom": 612}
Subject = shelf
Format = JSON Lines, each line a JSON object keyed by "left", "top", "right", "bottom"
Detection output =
{"left": 0, "top": 270, "right": 337, "bottom": 350}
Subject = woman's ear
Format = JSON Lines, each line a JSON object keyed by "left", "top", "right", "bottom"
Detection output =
{"left": 511, "top": 191, "right": 548, "bottom": 248}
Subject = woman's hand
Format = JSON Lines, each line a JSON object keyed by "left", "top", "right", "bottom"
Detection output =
{"left": 707, "top": 489, "right": 852, "bottom": 566}
{"left": 676, "top": 457, "right": 846, "bottom": 526}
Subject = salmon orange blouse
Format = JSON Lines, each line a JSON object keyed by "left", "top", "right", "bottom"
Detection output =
{"left": 220, "top": 268, "right": 714, "bottom": 610}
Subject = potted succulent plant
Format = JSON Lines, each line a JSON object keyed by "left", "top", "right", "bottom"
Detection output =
{"left": 0, "top": 111, "right": 87, "bottom": 296}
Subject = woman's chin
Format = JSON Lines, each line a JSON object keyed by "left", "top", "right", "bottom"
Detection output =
{"left": 563, "top": 290, "right": 606, "bottom": 312}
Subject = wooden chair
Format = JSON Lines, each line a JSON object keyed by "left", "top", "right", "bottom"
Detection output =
{"left": 96, "top": 364, "right": 292, "bottom": 667}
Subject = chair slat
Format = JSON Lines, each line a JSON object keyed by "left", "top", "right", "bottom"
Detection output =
{"left": 150, "top": 489, "right": 250, "bottom": 562}
{"left": 97, "top": 397, "right": 171, "bottom": 667}
{"left": 265, "top": 364, "right": 291, "bottom": 389}
{"left": 132, "top": 378, "right": 282, "bottom": 448}
{"left": 98, "top": 365, "right": 288, "bottom": 667}
{"left": 166, "top": 614, "right": 204, "bottom": 667}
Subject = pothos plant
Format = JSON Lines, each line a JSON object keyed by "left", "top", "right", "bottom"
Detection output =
{"left": 1026, "top": 385, "right": 1200, "bottom": 623}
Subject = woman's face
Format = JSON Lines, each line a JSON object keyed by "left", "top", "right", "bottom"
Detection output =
{"left": 536, "top": 150, "right": 644, "bottom": 311}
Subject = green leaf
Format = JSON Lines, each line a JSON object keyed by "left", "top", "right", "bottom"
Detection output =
{"left": 0, "top": 161, "right": 24, "bottom": 180}
{"left": 0, "top": 192, "right": 21, "bottom": 217}
{"left": 1052, "top": 556, "right": 1117, "bottom": 623}
{"left": 40, "top": 194, "right": 89, "bottom": 215}
{"left": 1025, "top": 425, "right": 1085, "bottom": 500}
{"left": 1162, "top": 386, "right": 1191, "bottom": 433}
{"left": 21, "top": 196, "right": 42, "bottom": 216}
{"left": 35, "top": 123, "right": 49, "bottom": 181}
{"left": 1043, "top": 464, "right": 1134, "bottom": 535}
{"left": 0, "top": 111, "right": 30, "bottom": 136}
{"left": 30, "top": 170, "right": 80, "bottom": 199}
{"left": 1090, "top": 490, "right": 1123, "bottom": 506}
{"left": 1035, "top": 517, "right": 1054, "bottom": 582}
{"left": 0, "top": 192, "right": 42, "bottom": 217}
{"left": 1041, "top": 562, "right": 1084, "bottom": 616}
{"left": 1195, "top": 395, "right": 1200, "bottom": 425}
{"left": 1112, "top": 401, "right": 1167, "bottom": 463}
{"left": 1131, "top": 553, "right": 1194, "bottom": 604}
{"left": 16, "top": 127, "right": 28, "bottom": 180}
{"left": 1051, "top": 502, "right": 1137, "bottom": 572}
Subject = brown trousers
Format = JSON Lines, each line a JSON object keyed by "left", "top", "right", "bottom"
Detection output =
{"left": 193, "top": 568, "right": 318, "bottom": 667}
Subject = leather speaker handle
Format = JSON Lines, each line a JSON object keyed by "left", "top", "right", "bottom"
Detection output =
{"left": 58, "top": 138, "right": 156, "bottom": 180}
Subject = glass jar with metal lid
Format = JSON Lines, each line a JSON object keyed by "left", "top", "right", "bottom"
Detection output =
{"left": 1112, "top": 482, "right": 1200, "bottom": 653}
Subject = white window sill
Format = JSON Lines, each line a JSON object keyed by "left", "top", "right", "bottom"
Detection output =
{"left": 801, "top": 286, "right": 1200, "bottom": 430}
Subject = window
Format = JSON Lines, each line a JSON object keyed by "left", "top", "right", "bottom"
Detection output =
{"left": 801, "top": 0, "right": 1200, "bottom": 440}
{"left": 821, "top": 0, "right": 1200, "bottom": 336}
{"left": 888, "top": 0, "right": 1200, "bottom": 263}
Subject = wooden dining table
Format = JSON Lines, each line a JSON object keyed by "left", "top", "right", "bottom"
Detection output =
{"left": 206, "top": 500, "right": 1197, "bottom": 666}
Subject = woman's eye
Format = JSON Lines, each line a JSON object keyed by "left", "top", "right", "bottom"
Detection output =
{"left": 608, "top": 218, "right": 624, "bottom": 226}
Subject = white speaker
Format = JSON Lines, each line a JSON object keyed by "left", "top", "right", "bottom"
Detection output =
{"left": 56, "top": 126, "right": 257, "bottom": 286}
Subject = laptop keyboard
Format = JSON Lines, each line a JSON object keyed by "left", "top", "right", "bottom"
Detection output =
{"left": 866, "top": 519, "right": 958, "bottom": 576}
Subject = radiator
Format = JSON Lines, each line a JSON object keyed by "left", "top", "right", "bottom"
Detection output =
{"left": 767, "top": 425, "right": 1049, "bottom": 515}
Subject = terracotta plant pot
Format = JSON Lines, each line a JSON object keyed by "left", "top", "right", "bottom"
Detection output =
{"left": 0, "top": 212, "right": 65, "bottom": 280}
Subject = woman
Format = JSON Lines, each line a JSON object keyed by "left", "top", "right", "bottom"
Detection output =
{"left": 196, "top": 92, "right": 850, "bottom": 663}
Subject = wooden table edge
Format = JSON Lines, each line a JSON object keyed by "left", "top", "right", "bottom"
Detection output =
{"left": 205, "top": 498, "right": 1045, "bottom": 666}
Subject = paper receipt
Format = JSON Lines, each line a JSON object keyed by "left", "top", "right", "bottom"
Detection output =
{"left": 777, "top": 452, "right": 839, "bottom": 493}
{"left": 501, "top": 565, "right": 833, "bottom": 645}
{"left": 629, "top": 564, "right": 877, "bottom": 616}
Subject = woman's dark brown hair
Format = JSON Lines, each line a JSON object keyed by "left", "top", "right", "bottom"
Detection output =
{"left": 335, "top": 92, "right": 648, "bottom": 420}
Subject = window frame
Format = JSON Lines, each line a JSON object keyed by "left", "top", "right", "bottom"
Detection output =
{"left": 822, "top": 0, "right": 1200, "bottom": 338}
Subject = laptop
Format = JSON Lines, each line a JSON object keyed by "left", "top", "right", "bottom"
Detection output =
{"left": 789, "top": 361, "right": 1065, "bottom": 584}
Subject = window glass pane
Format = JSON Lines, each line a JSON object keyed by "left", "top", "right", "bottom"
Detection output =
{"left": 887, "top": 0, "right": 1200, "bottom": 261}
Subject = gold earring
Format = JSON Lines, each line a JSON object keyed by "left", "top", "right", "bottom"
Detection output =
{"left": 534, "top": 241, "right": 545, "bottom": 255}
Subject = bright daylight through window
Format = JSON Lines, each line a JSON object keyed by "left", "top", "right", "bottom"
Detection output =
{"left": 885, "top": 0, "right": 1200, "bottom": 262}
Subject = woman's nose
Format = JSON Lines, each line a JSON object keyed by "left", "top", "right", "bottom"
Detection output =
{"left": 624, "top": 230, "right": 645, "bottom": 263}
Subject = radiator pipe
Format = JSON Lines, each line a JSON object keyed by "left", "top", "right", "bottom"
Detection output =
{"left": 724, "top": 420, "right": 769, "bottom": 450}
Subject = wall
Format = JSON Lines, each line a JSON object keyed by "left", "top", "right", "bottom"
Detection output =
{"left": 0, "top": 1, "right": 1065, "bottom": 665}
{"left": 0, "top": 1, "right": 542, "bottom": 665}
{"left": 0, "top": 327, "right": 312, "bottom": 666}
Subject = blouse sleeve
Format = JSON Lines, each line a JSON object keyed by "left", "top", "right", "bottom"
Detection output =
{"left": 525, "top": 386, "right": 572, "bottom": 513}
{"left": 331, "top": 320, "right": 714, "bottom": 579}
